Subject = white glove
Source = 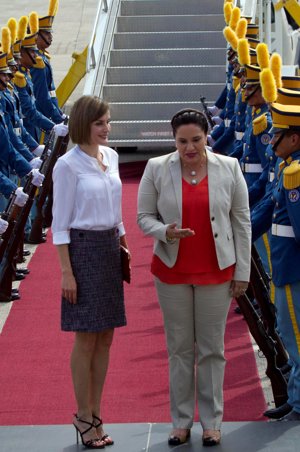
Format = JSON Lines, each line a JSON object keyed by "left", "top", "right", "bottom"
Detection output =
{"left": 0, "top": 218, "right": 9, "bottom": 234}
{"left": 31, "top": 169, "right": 45, "bottom": 187}
{"left": 33, "top": 144, "right": 45, "bottom": 157}
{"left": 61, "top": 113, "right": 68, "bottom": 120}
{"left": 208, "top": 105, "right": 220, "bottom": 116}
{"left": 207, "top": 135, "right": 215, "bottom": 146}
{"left": 212, "top": 116, "right": 223, "bottom": 125}
{"left": 14, "top": 187, "right": 29, "bottom": 207}
{"left": 30, "top": 157, "right": 42, "bottom": 170}
{"left": 53, "top": 122, "right": 68, "bottom": 137}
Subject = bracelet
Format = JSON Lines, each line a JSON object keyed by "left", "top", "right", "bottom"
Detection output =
{"left": 166, "top": 235, "right": 176, "bottom": 244}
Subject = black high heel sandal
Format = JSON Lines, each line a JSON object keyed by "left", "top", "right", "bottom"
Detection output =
{"left": 93, "top": 415, "right": 114, "bottom": 446}
{"left": 73, "top": 414, "right": 105, "bottom": 449}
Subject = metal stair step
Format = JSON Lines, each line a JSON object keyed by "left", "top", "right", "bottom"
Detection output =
{"left": 110, "top": 48, "right": 226, "bottom": 67}
{"left": 109, "top": 101, "right": 212, "bottom": 121}
{"left": 113, "top": 31, "right": 225, "bottom": 50}
{"left": 109, "top": 120, "right": 174, "bottom": 141}
{"left": 106, "top": 66, "right": 226, "bottom": 84}
{"left": 121, "top": 0, "right": 223, "bottom": 16}
{"left": 117, "top": 14, "right": 225, "bottom": 32}
{"left": 103, "top": 83, "right": 223, "bottom": 102}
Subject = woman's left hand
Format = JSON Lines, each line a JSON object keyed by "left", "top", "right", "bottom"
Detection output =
{"left": 230, "top": 280, "right": 249, "bottom": 299}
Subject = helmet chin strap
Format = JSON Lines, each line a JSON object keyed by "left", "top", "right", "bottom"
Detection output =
{"left": 0, "top": 78, "right": 8, "bottom": 89}
{"left": 272, "top": 131, "right": 286, "bottom": 152}
{"left": 245, "top": 84, "right": 260, "bottom": 102}
{"left": 39, "top": 32, "right": 51, "bottom": 47}
{"left": 25, "top": 48, "right": 37, "bottom": 65}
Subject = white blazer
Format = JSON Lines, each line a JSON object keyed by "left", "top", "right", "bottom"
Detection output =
{"left": 137, "top": 148, "right": 251, "bottom": 282}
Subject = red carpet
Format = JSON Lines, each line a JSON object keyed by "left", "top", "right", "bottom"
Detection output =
{"left": 0, "top": 163, "right": 267, "bottom": 425}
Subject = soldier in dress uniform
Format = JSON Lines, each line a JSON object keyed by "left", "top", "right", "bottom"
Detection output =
{"left": 30, "top": 0, "right": 65, "bottom": 124}
{"left": 264, "top": 102, "right": 300, "bottom": 421}
{"left": 14, "top": 14, "right": 67, "bottom": 142}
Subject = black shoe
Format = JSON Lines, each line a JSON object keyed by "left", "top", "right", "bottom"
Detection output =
{"left": 264, "top": 402, "right": 292, "bottom": 419}
{"left": 279, "top": 409, "right": 300, "bottom": 421}
{"left": 12, "top": 288, "right": 19, "bottom": 294}
{"left": 202, "top": 430, "right": 221, "bottom": 447}
{"left": 16, "top": 267, "right": 30, "bottom": 275}
{"left": 23, "top": 248, "right": 31, "bottom": 257}
{"left": 15, "top": 272, "right": 25, "bottom": 281}
{"left": 11, "top": 292, "right": 20, "bottom": 301}
{"left": 24, "top": 236, "right": 46, "bottom": 244}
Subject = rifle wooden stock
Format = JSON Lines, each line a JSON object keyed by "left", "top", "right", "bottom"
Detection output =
{"left": 236, "top": 293, "right": 288, "bottom": 407}
{"left": 28, "top": 131, "right": 69, "bottom": 243}
{"left": 200, "top": 96, "right": 215, "bottom": 130}
{"left": 0, "top": 178, "right": 38, "bottom": 301}
{"left": 250, "top": 254, "right": 288, "bottom": 369}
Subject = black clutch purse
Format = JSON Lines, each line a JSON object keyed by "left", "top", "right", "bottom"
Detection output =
{"left": 120, "top": 245, "right": 131, "bottom": 283}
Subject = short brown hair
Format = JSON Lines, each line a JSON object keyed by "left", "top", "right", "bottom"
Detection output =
{"left": 68, "top": 95, "right": 110, "bottom": 144}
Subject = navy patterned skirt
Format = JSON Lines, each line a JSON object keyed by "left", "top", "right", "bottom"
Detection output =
{"left": 61, "top": 228, "right": 127, "bottom": 332}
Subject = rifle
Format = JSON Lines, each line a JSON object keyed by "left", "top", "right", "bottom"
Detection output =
{"left": 236, "top": 292, "right": 288, "bottom": 407}
{"left": 200, "top": 96, "right": 215, "bottom": 130}
{"left": 250, "top": 250, "right": 288, "bottom": 369}
{"left": 28, "top": 122, "right": 69, "bottom": 243}
{"left": 0, "top": 135, "right": 55, "bottom": 301}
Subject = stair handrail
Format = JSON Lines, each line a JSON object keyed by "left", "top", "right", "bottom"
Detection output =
{"left": 84, "top": 0, "right": 121, "bottom": 96}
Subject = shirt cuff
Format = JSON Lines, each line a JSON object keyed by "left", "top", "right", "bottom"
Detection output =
{"left": 117, "top": 222, "right": 125, "bottom": 237}
{"left": 52, "top": 230, "right": 71, "bottom": 245}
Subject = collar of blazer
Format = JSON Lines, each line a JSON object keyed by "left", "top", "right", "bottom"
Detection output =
{"left": 168, "top": 147, "right": 220, "bottom": 216}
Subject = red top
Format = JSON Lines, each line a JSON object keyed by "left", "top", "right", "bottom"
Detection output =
{"left": 151, "top": 176, "right": 235, "bottom": 284}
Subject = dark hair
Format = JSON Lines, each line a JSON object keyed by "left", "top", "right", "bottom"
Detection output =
{"left": 171, "top": 109, "right": 208, "bottom": 137}
{"left": 68, "top": 95, "right": 110, "bottom": 145}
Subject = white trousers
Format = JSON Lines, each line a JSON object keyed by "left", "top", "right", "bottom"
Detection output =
{"left": 154, "top": 278, "right": 232, "bottom": 430}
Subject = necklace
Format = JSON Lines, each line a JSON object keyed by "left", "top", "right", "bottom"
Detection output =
{"left": 185, "top": 154, "right": 207, "bottom": 185}
{"left": 190, "top": 170, "right": 197, "bottom": 185}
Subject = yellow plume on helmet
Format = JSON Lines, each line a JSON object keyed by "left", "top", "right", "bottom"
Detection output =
{"left": 1, "top": 27, "right": 11, "bottom": 54}
{"left": 236, "top": 18, "right": 247, "bottom": 39}
{"left": 229, "top": 7, "right": 241, "bottom": 31}
{"left": 223, "top": 26, "right": 238, "bottom": 51}
{"left": 17, "top": 16, "right": 28, "bottom": 41}
{"left": 270, "top": 53, "right": 283, "bottom": 89}
{"left": 224, "top": 2, "right": 233, "bottom": 25}
{"left": 48, "top": 0, "right": 58, "bottom": 16}
{"left": 238, "top": 38, "right": 250, "bottom": 66}
{"left": 257, "top": 43, "right": 270, "bottom": 69}
{"left": 260, "top": 68, "right": 277, "bottom": 103}
{"left": 29, "top": 11, "right": 39, "bottom": 34}
{"left": 7, "top": 18, "right": 17, "bottom": 44}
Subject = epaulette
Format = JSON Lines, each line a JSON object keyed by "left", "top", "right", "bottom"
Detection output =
{"left": 7, "top": 82, "right": 14, "bottom": 92}
{"left": 13, "top": 71, "right": 26, "bottom": 88}
{"left": 241, "top": 90, "right": 247, "bottom": 102}
{"left": 44, "top": 50, "right": 51, "bottom": 60}
{"left": 233, "top": 77, "right": 240, "bottom": 91}
{"left": 283, "top": 160, "right": 300, "bottom": 189}
{"left": 252, "top": 113, "right": 268, "bottom": 135}
{"left": 33, "top": 56, "right": 46, "bottom": 69}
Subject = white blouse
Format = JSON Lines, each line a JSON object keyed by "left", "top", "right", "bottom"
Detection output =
{"left": 52, "top": 144, "right": 125, "bottom": 245}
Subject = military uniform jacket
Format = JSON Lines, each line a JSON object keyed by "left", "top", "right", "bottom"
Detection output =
{"left": 30, "top": 50, "right": 63, "bottom": 124}
{"left": 14, "top": 67, "right": 54, "bottom": 141}
{"left": 271, "top": 150, "right": 300, "bottom": 286}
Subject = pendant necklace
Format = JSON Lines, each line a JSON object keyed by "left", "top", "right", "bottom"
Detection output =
{"left": 190, "top": 170, "right": 197, "bottom": 185}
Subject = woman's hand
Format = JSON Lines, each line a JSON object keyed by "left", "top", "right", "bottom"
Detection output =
{"left": 62, "top": 270, "right": 77, "bottom": 304}
{"left": 166, "top": 223, "right": 195, "bottom": 240}
{"left": 230, "top": 280, "right": 249, "bottom": 299}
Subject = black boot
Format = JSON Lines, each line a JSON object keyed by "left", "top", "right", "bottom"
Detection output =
{"left": 264, "top": 402, "right": 292, "bottom": 419}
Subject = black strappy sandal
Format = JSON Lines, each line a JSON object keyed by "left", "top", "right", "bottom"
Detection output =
{"left": 73, "top": 414, "right": 105, "bottom": 449}
{"left": 93, "top": 415, "right": 114, "bottom": 446}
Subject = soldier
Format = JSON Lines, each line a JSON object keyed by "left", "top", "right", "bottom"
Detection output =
{"left": 30, "top": 0, "right": 65, "bottom": 124}
{"left": 265, "top": 102, "right": 300, "bottom": 421}
{"left": 14, "top": 14, "right": 67, "bottom": 142}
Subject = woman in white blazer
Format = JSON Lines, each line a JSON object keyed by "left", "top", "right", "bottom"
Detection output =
{"left": 137, "top": 109, "right": 251, "bottom": 447}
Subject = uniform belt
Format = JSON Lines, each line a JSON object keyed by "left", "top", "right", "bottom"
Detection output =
{"left": 224, "top": 118, "right": 231, "bottom": 128}
{"left": 235, "top": 131, "right": 244, "bottom": 140}
{"left": 272, "top": 224, "right": 295, "bottom": 238}
{"left": 269, "top": 172, "right": 275, "bottom": 182}
{"left": 49, "top": 90, "right": 56, "bottom": 97}
{"left": 13, "top": 127, "right": 21, "bottom": 136}
{"left": 241, "top": 163, "right": 263, "bottom": 173}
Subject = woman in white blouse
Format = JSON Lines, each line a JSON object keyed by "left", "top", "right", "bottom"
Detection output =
{"left": 52, "top": 96, "right": 129, "bottom": 449}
